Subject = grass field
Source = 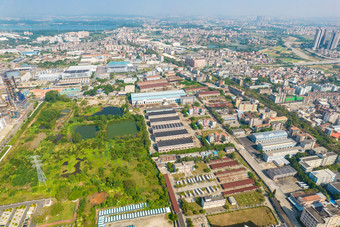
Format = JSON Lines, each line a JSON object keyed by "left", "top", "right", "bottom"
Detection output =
{"left": 186, "top": 202, "right": 203, "bottom": 216}
{"left": 192, "top": 162, "right": 209, "bottom": 175}
{"left": 233, "top": 191, "right": 264, "bottom": 207}
{"left": 208, "top": 206, "right": 277, "bottom": 227}
{"left": 260, "top": 45, "right": 306, "bottom": 63}
{"left": 308, "top": 64, "right": 340, "bottom": 76}
{"left": 37, "top": 200, "right": 77, "bottom": 225}
{"left": 83, "top": 106, "right": 102, "bottom": 116}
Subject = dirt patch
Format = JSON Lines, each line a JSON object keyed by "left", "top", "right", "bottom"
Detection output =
{"left": 89, "top": 192, "right": 108, "bottom": 205}
{"left": 29, "top": 132, "right": 46, "bottom": 150}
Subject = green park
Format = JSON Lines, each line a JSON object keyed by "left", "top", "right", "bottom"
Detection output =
{"left": 0, "top": 91, "right": 169, "bottom": 226}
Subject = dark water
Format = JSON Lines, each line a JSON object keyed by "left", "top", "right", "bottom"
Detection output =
{"left": 74, "top": 125, "right": 99, "bottom": 139}
{"left": 61, "top": 158, "right": 84, "bottom": 178}
{"left": 92, "top": 107, "right": 123, "bottom": 117}
{"left": 107, "top": 120, "right": 138, "bottom": 139}
{"left": 0, "top": 24, "right": 117, "bottom": 31}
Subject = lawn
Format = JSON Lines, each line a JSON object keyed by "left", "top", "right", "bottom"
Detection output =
{"left": 192, "top": 162, "right": 209, "bottom": 175}
{"left": 233, "top": 191, "right": 264, "bottom": 207}
{"left": 172, "top": 173, "right": 185, "bottom": 180}
{"left": 208, "top": 206, "right": 278, "bottom": 227}
{"left": 186, "top": 202, "right": 203, "bottom": 216}
{"left": 37, "top": 200, "right": 77, "bottom": 224}
{"left": 83, "top": 106, "right": 102, "bottom": 116}
{"left": 179, "top": 80, "right": 203, "bottom": 88}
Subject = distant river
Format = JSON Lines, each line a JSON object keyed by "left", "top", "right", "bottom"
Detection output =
{"left": 0, "top": 23, "right": 117, "bottom": 31}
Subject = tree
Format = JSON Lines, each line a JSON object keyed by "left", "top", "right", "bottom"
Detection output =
{"left": 55, "top": 186, "right": 71, "bottom": 201}
{"left": 204, "top": 168, "right": 211, "bottom": 173}
{"left": 166, "top": 162, "right": 174, "bottom": 172}
{"left": 187, "top": 218, "right": 194, "bottom": 227}
{"left": 194, "top": 102, "right": 200, "bottom": 107}
{"left": 168, "top": 213, "right": 178, "bottom": 222}
{"left": 44, "top": 90, "right": 60, "bottom": 102}
{"left": 72, "top": 132, "right": 82, "bottom": 143}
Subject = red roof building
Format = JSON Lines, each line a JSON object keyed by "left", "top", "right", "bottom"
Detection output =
{"left": 223, "top": 185, "right": 259, "bottom": 196}
{"left": 164, "top": 174, "right": 180, "bottom": 213}
{"left": 221, "top": 178, "right": 255, "bottom": 190}
{"left": 210, "top": 160, "right": 238, "bottom": 169}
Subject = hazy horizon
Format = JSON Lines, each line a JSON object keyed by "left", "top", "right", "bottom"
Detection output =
{"left": 0, "top": 0, "right": 340, "bottom": 19}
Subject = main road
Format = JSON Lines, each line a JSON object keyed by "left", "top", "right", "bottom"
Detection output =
{"left": 229, "top": 136, "right": 301, "bottom": 227}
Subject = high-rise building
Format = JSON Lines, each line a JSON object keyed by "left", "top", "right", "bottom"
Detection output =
{"left": 327, "top": 31, "right": 340, "bottom": 50}
{"left": 320, "top": 30, "right": 328, "bottom": 46}
{"left": 256, "top": 16, "right": 266, "bottom": 22}
{"left": 312, "top": 28, "right": 326, "bottom": 50}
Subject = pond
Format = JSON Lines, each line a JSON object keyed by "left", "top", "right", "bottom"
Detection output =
{"left": 58, "top": 109, "right": 71, "bottom": 119}
{"left": 74, "top": 125, "right": 99, "bottom": 139}
{"left": 107, "top": 120, "right": 138, "bottom": 140}
{"left": 92, "top": 107, "right": 123, "bottom": 117}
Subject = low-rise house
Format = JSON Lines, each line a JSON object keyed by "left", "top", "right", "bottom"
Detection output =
{"left": 188, "top": 106, "right": 206, "bottom": 115}
{"left": 289, "top": 191, "right": 327, "bottom": 211}
{"left": 232, "top": 128, "right": 246, "bottom": 137}
{"left": 201, "top": 195, "right": 226, "bottom": 209}
{"left": 197, "top": 118, "right": 217, "bottom": 128}
{"left": 173, "top": 161, "right": 195, "bottom": 173}
{"left": 207, "top": 132, "right": 229, "bottom": 144}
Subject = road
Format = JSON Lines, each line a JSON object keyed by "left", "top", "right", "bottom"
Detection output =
{"left": 0, "top": 100, "right": 42, "bottom": 148}
{"left": 294, "top": 59, "right": 340, "bottom": 66}
{"left": 285, "top": 41, "right": 311, "bottom": 60}
{"left": 230, "top": 136, "right": 301, "bottom": 227}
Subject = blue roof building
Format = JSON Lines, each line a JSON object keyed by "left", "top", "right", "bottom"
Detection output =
{"left": 249, "top": 130, "right": 288, "bottom": 143}
{"left": 21, "top": 51, "right": 38, "bottom": 56}
{"left": 106, "top": 61, "right": 134, "bottom": 73}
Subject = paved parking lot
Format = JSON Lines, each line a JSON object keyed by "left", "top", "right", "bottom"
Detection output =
{"left": 274, "top": 177, "right": 302, "bottom": 196}
{"left": 237, "top": 137, "right": 260, "bottom": 157}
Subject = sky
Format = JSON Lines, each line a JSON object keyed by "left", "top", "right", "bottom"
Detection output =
{"left": 0, "top": 0, "right": 339, "bottom": 19}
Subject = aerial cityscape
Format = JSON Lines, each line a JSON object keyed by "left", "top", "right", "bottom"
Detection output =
{"left": 0, "top": 1, "right": 340, "bottom": 227}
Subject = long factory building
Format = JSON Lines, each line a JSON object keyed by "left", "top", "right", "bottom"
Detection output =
{"left": 148, "top": 109, "right": 177, "bottom": 119}
{"left": 147, "top": 108, "right": 194, "bottom": 152}
{"left": 131, "top": 90, "right": 187, "bottom": 105}
{"left": 152, "top": 122, "right": 185, "bottom": 133}
{"left": 154, "top": 129, "right": 189, "bottom": 142}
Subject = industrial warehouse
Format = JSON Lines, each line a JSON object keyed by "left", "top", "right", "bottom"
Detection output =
{"left": 146, "top": 107, "right": 195, "bottom": 152}
{"left": 131, "top": 89, "right": 193, "bottom": 106}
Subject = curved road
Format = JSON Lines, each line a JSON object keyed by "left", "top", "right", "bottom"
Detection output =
{"left": 285, "top": 41, "right": 311, "bottom": 60}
